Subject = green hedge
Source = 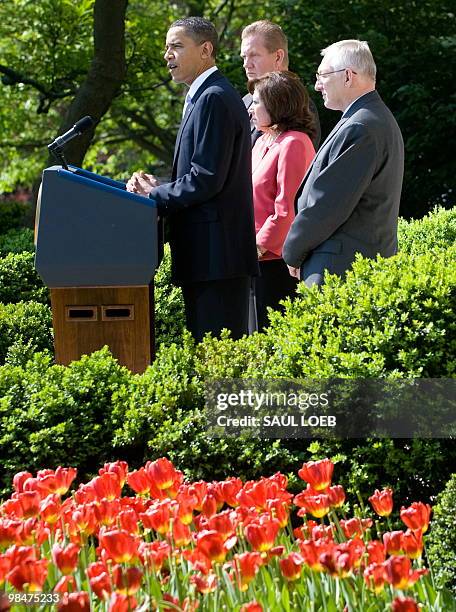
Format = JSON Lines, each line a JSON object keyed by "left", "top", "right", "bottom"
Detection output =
{"left": 398, "top": 206, "right": 456, "bottom": 255}
{"left": 0, "top": 227, "right": 34, "bottom": 257}
{"left": 0, "top": 301, "right": 53, "bottom": 365}
{"left": 0, "top": 252, "right": 49, "bottom": 304}
{"left": 1, "top": 241, "right": 455, "bottom": 501}
{"left": 0, "top": 200, "right": 30, "bottom": 235}
{"left": 0, "top": 349, "right": 132, "bottom": 496}
{"left": 427, "top": 473, "right": 456, "bottom": 594}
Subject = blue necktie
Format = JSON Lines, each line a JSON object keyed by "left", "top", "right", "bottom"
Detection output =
{"left": 182, "top": 93, "right": 192, "bottom": 117}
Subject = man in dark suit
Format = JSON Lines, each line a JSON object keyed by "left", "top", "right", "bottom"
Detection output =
{"left": 240, "top": 20, "right": 321, "bottom": 150}
{"left": 283, "top": 39, "right": 404, "bottom": 287}
{"left": 127, "top": 17, "right": 258, "bottom": 341}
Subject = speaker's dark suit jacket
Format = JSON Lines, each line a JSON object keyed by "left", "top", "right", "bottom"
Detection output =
{"left": 243, "top": 92, "right": 321, "bottom": 151}
{"left": 152, "top": 70, "right": 258, "bottom": 286}
{"left": 282, "top": 90, "right": 404, "bottom": 286}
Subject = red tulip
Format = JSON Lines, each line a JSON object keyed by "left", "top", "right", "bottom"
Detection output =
{"left": 94, "top": 499, "right": 121, "bottom": 527}
{"left": 240, "top": 602, "right": 263, "bottom": 612}
{"left": 402, "top": 529, "right": 424, "bottom": 559}
{"left": 7, "top": 558, "right": 48, "bottom": 591}
{"left": 383, "top": 531, "right": 404, "bottom": 556}
{"left": 244, "top": 517, "right": 280, "bottom": 552}
{"left": 52, "top": 543, "right": 80, "bottom": 575}
{"left": 139, "top": 540, "right": 170, "bottom": 572}
{"left": 72, "top": 504, "right": 98, "bottom": 537}
{"left": 140, "top": 500, "right": 172, "bottom": 534}
{"left": 99, "top": 461, "right": 128, "bottom": 487}
{"left": 233, "top": 552, "right": 263, "bottom": 590}
{"left": 172, "top": 519, "right": 192, "bottom": 547}
{"left": 127, "top": 468, "right": 152, "bottom": 496}
{"left": 369, "top": 488, "right": 393, "bottom": 517}
{"left": 392, "top": 597, "right": 420, "bottom": 612}
{"left": 57, "top": 591, "right": 90, "bottom": 611}
{"left": 190, "top": 572, "right": 218, "bottom": 594}
{"left": 279, "top": 552, "right": 305, "bottom": 581}
{"left": 298, "top": 459, "right": 334, "bottom": 491}
{"left": 340, "top": 517, "right": 372, "bottom": 538}
{"left": 367, "top": 540, "right": 386, "bottom": 564}
{"left": 54, "top": 575, "right": 76, "bottom": 593}
{"left": 90, "top": 472, "right": 122, "bottom": 501}
{"left": 40, "top": 494, "right": 62, "bottom": 525}
{"left": 196, "top": 530, "right": 237, "bottom": 563}
{"left": 298, "top": 538, "right": 330, "bottom": 571}
{"left": 201, "top": 492, "right": 218, "bottom": 518}
{"left": 205, "top": 510, "right": 237, "bottom": 541}
{"left": 364, "top": 562, "right": 387, "bottom": 592}
{"left": 0, "top": 555, "right": 11, "bottom": 586}
{"left": 294, "top": 492, "right": 330, "bottom": 518}
{"left": 146, "top": 458, "right": 179, "bottom": 491}
{"left": 15, "top": 491, "right": 41, "bottom": 519}
{"left": 175, "top": 491, "right": 197, "bottom": 525}
{"left": 87, "top": 562, "right": 111, "bottom": 600}
{"left": 107, "top": 593, "right": 137, "bottom": 612}
{"left": 99, "top": 529, "right": 140, "bottom": 564}
{"left": 12, "top": 472, "right": 33, "bottom": 493}
{"left": 0, "top": 519, "right": 21, "bottom": 547}
{"left": 37, "top": 467, "right": 77, "bottom": 496}
{"left": 400, "top": 502, "right": 432, "bottom": 533}
{"left": 119, "top": 509, "right": 140, "bottom": 535}
{"left": 219, "top": 477, "right": 243, "bottom": 507}
{"left": 186, "top": 481, "right": 208, "bottom": 511}
{"left": 112, "top": 565, "right": 143, "bottom": 595}
{"left": 327, "top": 485, "right": 346, "bottom": 508}
{"left": 384, "top": 555, "right": 428, "bottom": 589}
{"left": 266, "top": 499, "right": 289, "bottom": 528}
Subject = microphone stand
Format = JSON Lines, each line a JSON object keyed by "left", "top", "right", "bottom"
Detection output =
{"left": 48, "top": 145, "right": 69, "bottom": 171}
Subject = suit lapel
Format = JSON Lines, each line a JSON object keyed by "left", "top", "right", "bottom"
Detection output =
{"left": 172, "top": 70, "right": 223, "bottom": 169}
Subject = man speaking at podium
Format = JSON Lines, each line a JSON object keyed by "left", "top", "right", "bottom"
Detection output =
{"left": 127, "top": 17, "right": 258, "bottom": 342}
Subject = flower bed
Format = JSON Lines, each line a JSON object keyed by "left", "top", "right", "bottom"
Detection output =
{"left": 0, "top": 458, "right": 452, "bottom": 611}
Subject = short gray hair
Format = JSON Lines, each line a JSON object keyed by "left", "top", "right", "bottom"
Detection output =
{"left": 321, "top": 39, "right": 376, "bottom": 81}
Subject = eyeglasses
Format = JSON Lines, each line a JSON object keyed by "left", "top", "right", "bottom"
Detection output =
{"left": 315, "top": 68, "right": 357, "bottom": 81}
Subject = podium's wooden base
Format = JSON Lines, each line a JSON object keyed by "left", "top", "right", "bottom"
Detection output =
{"left": 50, "top": 285, "right": 154, "bottom": 373}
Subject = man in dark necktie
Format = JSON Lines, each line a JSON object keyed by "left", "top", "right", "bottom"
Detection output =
{"left": 127, "top": 17, "right": 258, "bottom": 341}
{"left": 282, "top": 39, "right": 404, "bottom": 287}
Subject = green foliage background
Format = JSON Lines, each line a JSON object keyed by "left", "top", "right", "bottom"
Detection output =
{"left": 0, "top": 0, "right": 454, "bottom": 217}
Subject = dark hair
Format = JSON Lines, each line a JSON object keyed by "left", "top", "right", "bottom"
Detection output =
{"left": 170, "top": 16, "right": 219, "bottom": 58}
{"left": 248, "top": 71, "right": 316, "bottom": 138}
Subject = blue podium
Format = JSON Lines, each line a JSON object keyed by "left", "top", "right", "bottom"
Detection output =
{"left": 35, "top": 165, "right": 158, "bottom": 372}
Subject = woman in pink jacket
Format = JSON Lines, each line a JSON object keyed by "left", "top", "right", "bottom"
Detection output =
{"left": 249, "top": 71, "right": 316, "bottom": 329}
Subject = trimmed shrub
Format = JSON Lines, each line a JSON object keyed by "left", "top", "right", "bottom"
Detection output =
{"left": 0, "top": 227, "right": 34, "bottom": 256}
{"left": 0, "top": 252, "right": 48, "bottom": 304}
{"left": 261, "top": 246, "right": 456, "bottom": 378}
{"left": 0, "top": 348, "right": 133, "bottom": 497}
{"left": 398, "top": 205, "right": 456, "bottom": 255}
{"left": 0, "top": 301, "right": 53, "bottom": 365}
{"left": 154, "top": 244, "right": 185, "bottom": 346}
{"left": 0, "top": 200, "right": 30, "bottom": 235}
{"left": 427, "top": 474, "right": 456, "bottom": 594}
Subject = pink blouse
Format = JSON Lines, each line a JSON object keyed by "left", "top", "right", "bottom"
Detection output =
{"left": 252, "top": 130, "right": 315, "bottom": 260}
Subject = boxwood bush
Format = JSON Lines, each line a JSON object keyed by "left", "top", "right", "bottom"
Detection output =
{"left": 398, "top": 206, "right": 456, "bottom": 255}
{"left": 0, "top": 208, "right": 454, "bottom": 504}
{"left": 0, "top": 252, "right": 49, "bottom": 304}
{"left": 0, "top": 301, "right": 53, "bottom": 365}
{"left": 427, "top": 473, "right": 456, "bottom": 594}
{"left": 0, "top": 227, "right": 34, "bottom": 257}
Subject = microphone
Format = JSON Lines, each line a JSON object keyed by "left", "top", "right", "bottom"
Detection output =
{"left": 48, "top": 116, "right": 94, "bottom": 152}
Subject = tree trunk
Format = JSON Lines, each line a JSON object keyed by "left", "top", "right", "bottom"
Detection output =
{"left": 51, "top": 0, "right": 128, "bottom": 167}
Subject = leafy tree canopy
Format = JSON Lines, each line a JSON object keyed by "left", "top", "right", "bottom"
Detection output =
{"left": 0, "top": 0, "right": 454, "bottom": 217}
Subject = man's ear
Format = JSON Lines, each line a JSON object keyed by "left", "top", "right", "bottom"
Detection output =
{"left": 201, "top": 41, "right": 214, "bottom": 59}
{"left": 276, "top": 48, "right": 286, "bottom": 69}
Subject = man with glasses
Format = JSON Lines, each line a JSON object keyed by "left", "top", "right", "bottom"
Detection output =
{"left": 283, "top": 39, "right": 404, "bottom": 287}
{"left": 240, "top": 20, "right": 321, "bottom": 150}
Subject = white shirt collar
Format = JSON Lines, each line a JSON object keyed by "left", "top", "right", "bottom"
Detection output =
{"left": 187, "top": 66, "right": 218, "bottom": 101}
{"left": 342, "top": 91, "right": 372, "bottom": 117}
